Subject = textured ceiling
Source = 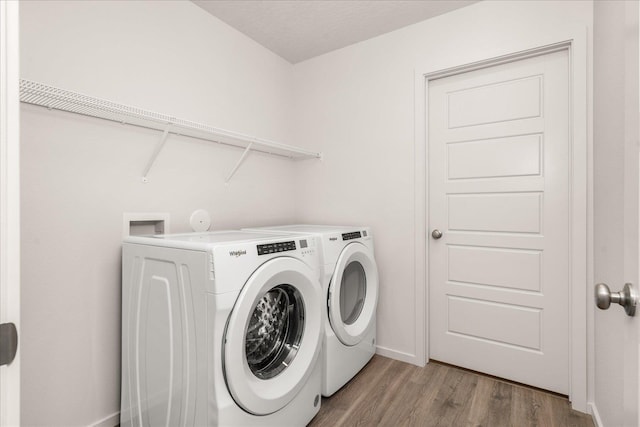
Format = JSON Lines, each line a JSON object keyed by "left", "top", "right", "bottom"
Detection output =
{"left": 192, "top": 1, "right": 479, "bottom": 63}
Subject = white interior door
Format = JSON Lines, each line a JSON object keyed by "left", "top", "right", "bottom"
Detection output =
{"left": 428, "top": 49, "right": 570, "bottom": 394}
{"left": 596, "top": 67, "right": 640, "bottom": 427}
{"left": 618, "top": 21, "right": 640, "bottom": 423}
{"left": 0, "top": 1, "right": 20, "bottom": 426}
{"left": 620, "top": 6, "right": 639, "bottom": 424}
{"left": 591, "top": 2, "right": 640, "bottom": 425}
{"left": 621, "top": 145, "right": 640, "bottom": 426}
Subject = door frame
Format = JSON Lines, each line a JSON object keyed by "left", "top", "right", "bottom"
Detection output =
{"left": 413, "top": 25, "right": 589, "bottom": 411}
{"left": 0, "top": 0, "right": 21, "bottom": 425}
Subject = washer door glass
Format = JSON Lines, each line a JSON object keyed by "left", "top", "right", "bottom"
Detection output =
{"left": 223, "top": 257, "right": 322, "bottom": 416}
{"left": 246, "top": 284, "right": 304, "bottom": 380}
{"left": 328, "top": 242, "right": 378, "bottom": 347}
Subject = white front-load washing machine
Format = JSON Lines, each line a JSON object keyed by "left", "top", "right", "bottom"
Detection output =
{"left": 243, "top": 225, "right": 379, "bottom": 397}
{"left": 120, "top": 230, "right": 323, "bottom": 426}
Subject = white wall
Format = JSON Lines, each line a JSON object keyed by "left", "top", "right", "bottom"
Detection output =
{"left": 593, "top": 1, "right": 639, "bottom": 425}
{"left": 20, "top": 1, "right": 299, "bottom": 426}
{"left": 291, "top": 0, "right": 593, "bottom": 365}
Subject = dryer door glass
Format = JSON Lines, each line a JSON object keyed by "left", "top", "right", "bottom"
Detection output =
{"left": 328, "top": 242, "right": 379, "bottom": 346}
{"left": 340, "top": 261, "right": 366, "bottom": 325}
{"left": 245, "top": 284, "right": 305, "bottom": 380}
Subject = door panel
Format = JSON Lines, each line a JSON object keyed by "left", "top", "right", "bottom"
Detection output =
{"left": 447, "top": 75, "right": 542, "bottom": 128}
{"left": 448, "top": 245, "right": 541, "bottom": 292}
{"left": 447, "top": 296, "right": 542, "bottom": 350}
{"left": 447, "top": 134, "right": 542, "bottom": 179}
{"left": 429, "top": 49, "right": 569, "bottom": 394}
{"left": 448, "top": 192, "right": 542, "bottom": 233}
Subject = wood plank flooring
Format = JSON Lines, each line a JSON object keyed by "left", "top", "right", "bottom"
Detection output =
{"left": 308, "top": 355, "right": 594, "bottom": 427}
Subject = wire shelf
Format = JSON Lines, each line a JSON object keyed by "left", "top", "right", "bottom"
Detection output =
{"left": 19, "top": 79, "right": 322, "bottom": 161}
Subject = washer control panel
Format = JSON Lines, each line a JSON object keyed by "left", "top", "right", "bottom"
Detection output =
{"left": 342, "top": 231, "right": 362, "bottom": 241}
{"left": 257, "top": 240, "right": 296, "bottom": 256}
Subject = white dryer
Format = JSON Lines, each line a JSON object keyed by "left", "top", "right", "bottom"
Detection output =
{"left": 243, "top": 225, "right": 379, "bottom": 397}
{"left": 120, "top": 231, "right": 323, "bottom": 427}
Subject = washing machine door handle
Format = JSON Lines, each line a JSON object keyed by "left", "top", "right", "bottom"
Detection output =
{"left": 328, "top": 243, "right": 379, "bottom": 347}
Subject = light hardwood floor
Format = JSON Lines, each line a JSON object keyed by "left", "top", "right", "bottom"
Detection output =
{"left": 309, "top": 355, "right": 594, "bottom": 427}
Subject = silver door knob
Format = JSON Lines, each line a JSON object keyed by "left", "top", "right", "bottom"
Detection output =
{"left": 595, "top": 283, "right": 638, "bottom": 317}
{"left": 431, "top": 229, "right": 443, "bottom": 239}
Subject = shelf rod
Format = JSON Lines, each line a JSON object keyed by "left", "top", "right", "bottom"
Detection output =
{"left": 141, "top": 124, "right": 172, "bottom": 183}
{"left": 225, "top": 143, "right": 254, "bottom": 184}
{"left": 19, "top": 79, "right": 323, "bottom": 163}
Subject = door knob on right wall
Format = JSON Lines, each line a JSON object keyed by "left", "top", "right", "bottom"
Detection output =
{"left": 595, "top": 283, "right": 638, "bottom": 316}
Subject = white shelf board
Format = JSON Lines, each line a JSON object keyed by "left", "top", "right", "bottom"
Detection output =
{"left": 19, "top": 79, "right": 321, "bottom": 160}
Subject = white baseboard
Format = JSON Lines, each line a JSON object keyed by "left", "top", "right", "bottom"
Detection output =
{"left": 89, "top": 411, "right": 119, "bottom": 427}
{"left": 375, "top": 345, "right": 422, "bottom": 366}
{"left": 588, "top": 402, "right": 603, "bottom": 427}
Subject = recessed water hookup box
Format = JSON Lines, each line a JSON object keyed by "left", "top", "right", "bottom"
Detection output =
{"left": 123, "top": 212, "right": 170, "bottom": 237}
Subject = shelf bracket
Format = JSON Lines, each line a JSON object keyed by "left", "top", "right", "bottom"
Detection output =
{"left": 225, "top": 143, "right": 253, "bottom": 184}
{"left": 141, "top": 124, "right": 171, "bottom": 183}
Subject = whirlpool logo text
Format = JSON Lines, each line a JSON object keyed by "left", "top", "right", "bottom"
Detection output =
{"left": 229, "top": 250, "right": 247, "bottom": 257}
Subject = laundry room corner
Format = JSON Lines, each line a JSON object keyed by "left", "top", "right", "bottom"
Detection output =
{"left": 290, "top": 0, "right": 594, "bottom": 368}
{"left": 19, "top": 1, "right": 300, "bottom": 425}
